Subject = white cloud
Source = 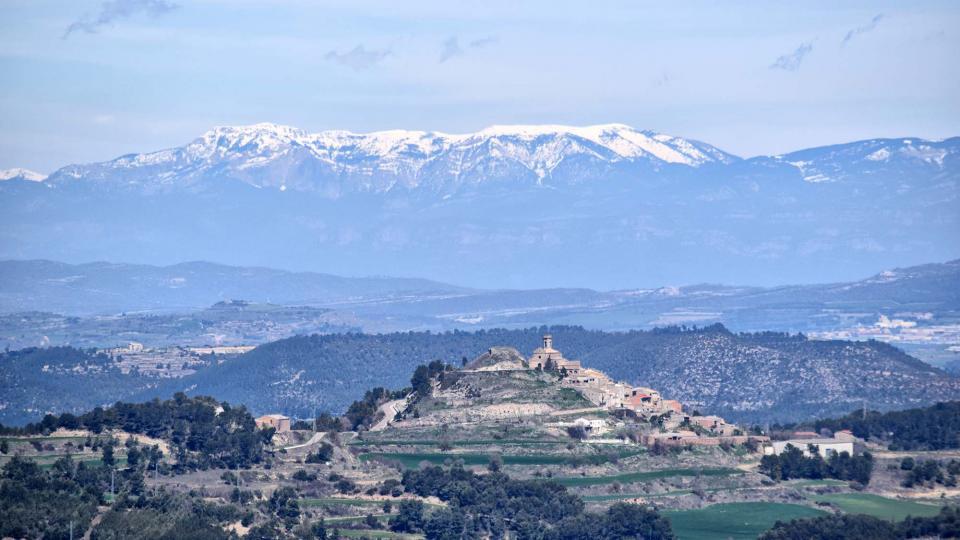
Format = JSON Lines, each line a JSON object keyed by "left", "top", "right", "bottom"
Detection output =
{"left": 770, "top": 42, "right": 813, "bottom": 71}
{"left": 324, "top": 45, "right": 390, "bottom": 70}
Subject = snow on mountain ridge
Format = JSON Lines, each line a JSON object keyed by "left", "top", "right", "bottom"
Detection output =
{"left": 0, "top": 168, "right": 46, "bottom": 182}
{"left": 43, "top": 123, "right": 739, "bottom": 193}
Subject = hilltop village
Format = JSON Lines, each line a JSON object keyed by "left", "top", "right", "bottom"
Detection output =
{"left": 465, "top": 334, "right": 771, "bottom": 448}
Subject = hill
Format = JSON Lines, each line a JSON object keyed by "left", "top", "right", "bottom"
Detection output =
{"left": 134, "top": 325, "right": 960, "bottom": 425}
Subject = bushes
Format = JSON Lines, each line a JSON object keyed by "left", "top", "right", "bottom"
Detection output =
{"left": 1, "top": 393, "right": 266, "bottom": 471}
{"left": 305, "top": 443, "right": 334, "bottom": 463}
{"left": 758, "top": 506, "right": 960, "bottom": 539}
{"left": 759, "top": 514, "right": 899, "bottom": 540}
{"left": 398, "top": 464, "right": 673, "bottom": 539}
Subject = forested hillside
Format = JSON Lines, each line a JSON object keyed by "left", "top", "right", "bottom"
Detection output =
{"left": 137, "top": 325, "right": 960, "bottom": 424}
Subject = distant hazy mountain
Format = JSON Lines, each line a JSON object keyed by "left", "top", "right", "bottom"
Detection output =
{"left": 0, "top": 259, "right": 467, "bottom": 315}
{"left": 1, "top": 123, "right": 957, "bottom": 288}
{"left": 1, "top": 259, "right": 957, "bottom": 363}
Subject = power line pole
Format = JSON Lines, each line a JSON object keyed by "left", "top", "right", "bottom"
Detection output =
{"left": 110, "top": 467, "right": 115, "bottom": 498}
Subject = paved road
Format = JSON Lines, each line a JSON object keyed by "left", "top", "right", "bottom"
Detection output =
{"left": 282, "top": 432, "right": 326, "bottom": 450}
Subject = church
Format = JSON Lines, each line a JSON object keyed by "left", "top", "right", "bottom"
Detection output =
{"left": 528, "top": 334, "right": 582, "bottom": 375}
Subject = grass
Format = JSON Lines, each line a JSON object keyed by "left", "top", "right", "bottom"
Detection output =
{"left": 302, "top": 498, "right": 392, "bottom": 508}
{"left": 555, "top": 467, "right": 742, "bottom": 487}
{"left": 358, "top": 449, "right": 644, "bottom": 469}
{"left": 324, "top": 515, "right": 391, "bottom": 524}
{"left": 665, "top": 502, "right": 827, "bottom": 540}
{"left": 333, "top": 529, "right": 421, "bottom": 539}
{"left": 810, "top": 493, "right": 943, "bottom": 521}
{"left": 359, "top": 452, "right": 570, "bottom": 468}
{"left": 350, "top": 439, "right": 566, "bottom": 447}
{"left": 302, "top": 498, "right": 442, "bottom": 510}
{"left": 789, "top": 479, "right": 848, "bottom": 487}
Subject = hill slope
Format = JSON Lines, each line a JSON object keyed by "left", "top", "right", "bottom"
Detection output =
{"left": 131, "top": 326, "right": 960, "bottom": 424}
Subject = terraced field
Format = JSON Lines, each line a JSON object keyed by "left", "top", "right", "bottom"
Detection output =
{"left": 358, "top": 449, "right": 642, "bottom": 469}
{"left": 665, "top": 502, "right": 827, "bottom": 540}
{"left": 556, "top": 467, "right": 743, "bottom": 487}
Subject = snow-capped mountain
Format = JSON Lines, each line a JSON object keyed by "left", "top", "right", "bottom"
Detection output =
{"left": 758, "top": 137, "right": 959, "bottom": 183}
{"left": 2, "top": 125, "right": 957, "bottom": 289}
{"left": 46, "top": 123, "right": 738, "bottom": 194}
{"left": 0, "top": 168, "right": 45, "bottom": 182}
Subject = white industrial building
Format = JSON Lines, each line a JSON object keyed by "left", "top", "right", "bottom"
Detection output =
{"left": 763, "top": 438, "right": 855, "bottom": 458}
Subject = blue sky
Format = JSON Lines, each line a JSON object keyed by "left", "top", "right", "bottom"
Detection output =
{"left": 1, "top": 0, "right": 958, "bottom": 173}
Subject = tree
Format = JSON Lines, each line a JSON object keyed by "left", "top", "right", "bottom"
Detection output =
{"left": 389, "top": 500, "right": 425, "bottom": 533}
{"left": 411, "top": 365, "right": 432, "bottom": 398}
{"left": 102, "top": 443, "right": 116, "bottom": 467}
{"left": 424, "top": 508, "right": 472, "bottom": 540}
{"left": 602, "top": 503, "right": 675, "bottom": 539}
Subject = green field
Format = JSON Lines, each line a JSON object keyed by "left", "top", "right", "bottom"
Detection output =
{"left": 358, "top": 452, "right": 571, "bottom": 468}
{"left": 302, "top": 498, "right": 392, "bottom": 508}
{"left": 556, "top": 467, "right": 742, "bottom": 487}
{"left": 351, "top": 439, "right": 566, "bottom": 447}
{"left": 334, "top": 529, "right": 421, "bottom": 539}
{"left": 358, "top": 449, "right": 641, "bottom": 469}
{"left": 302, "top": 498, "right": 443, "bottom": 510}
{"left": 665, "top": 502, "right": 827, "bottom": 540}
{"left": 789, "top": 479, "right": 848, "bottom": 487}
{"left": 811, "top": 493, "right": 943, "bottom": 521}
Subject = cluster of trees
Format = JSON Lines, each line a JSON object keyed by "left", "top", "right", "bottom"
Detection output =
{"left": 759, "top": 445, "right": 873, "bottom": 484}
{"left": 342, "top": 387, "right": 403, "bottom": 431}
{"left": 393, "top": 463, "right": 674, "bottom": 539}
{"left": 1, "top": 393, "right": 269, "bottom": 470}
{"left": 759, "top": 506, "right": 960, "bottom": 539}
{"left": 411, "top": 360, "right": 452, "bottom": 398}
{"left": 92, "top": 489, "right": 240, "bottom": 540}
{"left": 813, "top": 401, "right": 960, "bottom": 450}
{"left": 0, "top": 345, "right": 151, "bottom": 426}
{"left": 0, "top": 454, "right": 146, "bottom": 539}
{"left": 900, "top": 457, "right": 960, "bottom": 488}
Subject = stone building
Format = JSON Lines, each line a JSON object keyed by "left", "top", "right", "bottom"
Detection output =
{"left": 255, "top": 414, "right": 291, "bottom": 433}
{"left": 528, "top": 334, "right": 582, "bottom": 375}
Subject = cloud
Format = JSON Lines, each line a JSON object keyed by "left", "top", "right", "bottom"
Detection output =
{"left": 439, "top": 35, "right": 497, "bottom": 63}
{"left": 769, "top": 42, "right": 813, "bottom": 71}
{"left": 439, "top": 37, "right": 463, "bottom": 63}
{"left": 64, "top": 0, "right": 178, "bottom": 38}
{"left": 842, "top": 14, "right": 884, "bottom": 45}
{"left": 324, "top": 45, "right": 390, "bottom": 70}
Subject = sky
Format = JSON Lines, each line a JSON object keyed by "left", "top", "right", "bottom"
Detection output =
{"left": 1, "top": 0, "right": 958, "bottom": 174}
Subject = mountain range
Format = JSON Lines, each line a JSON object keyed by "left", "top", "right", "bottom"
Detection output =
{"left": 0, "top": 123, "right": 957, "bottom": 288}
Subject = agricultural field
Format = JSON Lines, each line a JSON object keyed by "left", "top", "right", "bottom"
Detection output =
{"left": 556, "top": 467, "right": 743, "bottom": 487}
{"left": 665, "top": 502, "right": 827, "bottom": 540}
{"left": 810, "top": 492, "right": 944, "bottom": 522}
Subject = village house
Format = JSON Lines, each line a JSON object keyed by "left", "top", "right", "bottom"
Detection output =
{"left": 255, "top": 414, "right": 291, "bottom": 433}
